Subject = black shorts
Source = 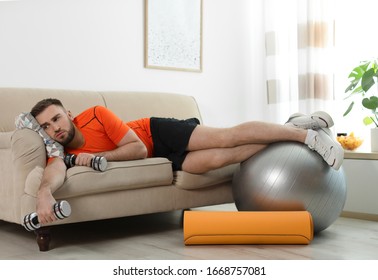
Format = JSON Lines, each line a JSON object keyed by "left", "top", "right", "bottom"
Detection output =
{"left": 150, "top": 117, "right": 200, "bottom": 171}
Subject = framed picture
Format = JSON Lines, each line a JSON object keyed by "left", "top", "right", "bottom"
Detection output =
{"left": 145, "top": 0, "right": 202, "bottom": 72}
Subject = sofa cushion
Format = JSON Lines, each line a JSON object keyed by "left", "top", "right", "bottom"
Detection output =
{"left": 173, "top": 164, "right": 239, "bottom": 190}
{"left": 54, "top": 158, "right": 173, "bottom": 199}
{"left": 25, "top": 158, "right": 173, "bottom": 199}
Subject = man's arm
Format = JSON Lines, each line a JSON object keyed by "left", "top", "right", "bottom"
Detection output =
{"left": 73, "top": 129, "right": 148, "bottom": 166}
{"left": 36, "top": 157, "right": 67, "bottom": 224}
{"left": 98, "top": 129, "right": 148, "bottom": 160}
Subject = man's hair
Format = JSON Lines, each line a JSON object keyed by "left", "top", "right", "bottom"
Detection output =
{"left": 31, "top": 98, "right": 65, "bottom": 118}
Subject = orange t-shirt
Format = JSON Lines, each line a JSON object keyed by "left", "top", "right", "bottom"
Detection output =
{"left": 64, "top": 106, "right": 154, "bottom": 157}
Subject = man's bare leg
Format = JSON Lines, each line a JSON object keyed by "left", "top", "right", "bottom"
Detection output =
{"left": 182, "top": 122, "right": 306, "bottom": 173}
{"left": 187, "top": 121, "right": 307, "bottom": 151}
{"left": 184, "top": 119, "right": 344, "bottom": 172}
{"left": 182, "top": 144, "right": 267, "bottom": 174}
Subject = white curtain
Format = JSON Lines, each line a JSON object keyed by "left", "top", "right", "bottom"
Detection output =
{"left": 264, "top": 0, "right": 336, "bottom": 122}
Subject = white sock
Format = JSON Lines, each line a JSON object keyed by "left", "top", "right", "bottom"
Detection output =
{"left": 304, "top": 129, "right": 318, "bottom": 146}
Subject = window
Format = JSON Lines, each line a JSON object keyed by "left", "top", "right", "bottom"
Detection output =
{"left": 334, "top": 0, "right": 378, "bottom": 137}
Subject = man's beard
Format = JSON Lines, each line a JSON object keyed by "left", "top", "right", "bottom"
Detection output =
{"left": 56, "top": 121, "right": 75, "bottom": 146}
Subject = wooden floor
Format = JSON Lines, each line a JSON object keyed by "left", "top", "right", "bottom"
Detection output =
{"left": 1, "top": 204, "right": 378, "bottom": 260}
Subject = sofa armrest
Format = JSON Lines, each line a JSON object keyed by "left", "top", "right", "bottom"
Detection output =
{"left": 10, "top": 129, "right": 47, "bottom": 220}
{"left": 11, "top": 129, "right": 47, "bottom": 171}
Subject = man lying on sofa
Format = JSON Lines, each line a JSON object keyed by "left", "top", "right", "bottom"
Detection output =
{"left": 27, "top": 98, "right": 343, "bottom": 225}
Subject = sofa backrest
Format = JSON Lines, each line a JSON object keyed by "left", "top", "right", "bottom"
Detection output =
{"left": 0, "top": 88, "right": 106, "bottom": 132}
{"left": 100, "top": 91, "right": 202, "bottom": 123}
{"left": 0, "top": 88, "right": 203, "bottom": 132}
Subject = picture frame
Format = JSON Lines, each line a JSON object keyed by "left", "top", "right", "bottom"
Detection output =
{"left": 144, "top": 0, "right": 203, "bottom": 72}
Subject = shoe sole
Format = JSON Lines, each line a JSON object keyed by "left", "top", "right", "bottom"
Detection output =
{"left": 318, "top": 129, "right": 344, "bottom": 170}
{"left": 288, "top": 111, "right": 334, "bottom": 129}
{"left": 328, "top": 144, "right": 344, "bottom": 170}
{"left": 311, "top": 111, "right": 334, "bottom": 128}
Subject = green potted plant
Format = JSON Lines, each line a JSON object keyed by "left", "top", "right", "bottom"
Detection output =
{"left": 343, "top": 58, "right": 378, "bottom": 151}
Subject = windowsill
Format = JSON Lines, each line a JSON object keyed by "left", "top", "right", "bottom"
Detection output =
{"left": 344, "top": 148, "right": 378, "bottom": 160}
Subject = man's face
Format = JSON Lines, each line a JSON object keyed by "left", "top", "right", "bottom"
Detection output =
{"left": 35, "top": 105, "right": 75, "bottom": 146}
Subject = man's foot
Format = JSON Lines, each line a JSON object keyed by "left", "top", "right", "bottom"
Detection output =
{"left": 306, "top": 128, "right": 344, "bottom": 170}
{"left": 286, "top": 111, "right": 334, "bottom": 130}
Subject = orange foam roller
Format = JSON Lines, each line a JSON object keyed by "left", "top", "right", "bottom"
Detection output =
{"left": 183, "top": 211, "right": 313, "bottom": 245}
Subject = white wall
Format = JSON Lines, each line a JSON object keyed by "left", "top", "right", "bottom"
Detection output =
{"left": 0, "top": 0, "right": 266, "bottom": 127}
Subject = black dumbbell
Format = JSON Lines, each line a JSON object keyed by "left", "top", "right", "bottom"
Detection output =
{"left": 23, "top": 200, "right": 71, "bottom": 231}
{"left": 64, "top": 153, "right": 107, "bottom": 171}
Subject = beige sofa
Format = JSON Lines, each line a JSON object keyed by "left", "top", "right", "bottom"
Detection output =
{"left": 0, "top": 88, "right": 236, "bottom": 251}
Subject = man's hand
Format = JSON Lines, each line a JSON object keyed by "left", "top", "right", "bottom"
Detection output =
{"left": 73, "top": 153, "right": 96, "bottom": 167}
{"left": 36, "top": 188, "right": 57, "bottom": 224}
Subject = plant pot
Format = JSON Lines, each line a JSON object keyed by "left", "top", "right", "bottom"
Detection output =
{"left": 371, "top": 128, "right": 378, "bottom": 152}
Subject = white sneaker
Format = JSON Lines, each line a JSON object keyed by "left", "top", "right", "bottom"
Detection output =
{"left": 286, "top": 111, "right": 334, "bottom": 130}
{"left": 307, "top": 128, "right": 344, "bottom": 170}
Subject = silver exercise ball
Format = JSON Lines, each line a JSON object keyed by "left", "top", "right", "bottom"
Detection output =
{"left": 232, "top": 141, "right": 347, "bottom": 233}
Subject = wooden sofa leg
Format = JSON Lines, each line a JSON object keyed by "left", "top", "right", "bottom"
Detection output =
{"left": 35, "top": 227, "right": 51, "bottom": 252}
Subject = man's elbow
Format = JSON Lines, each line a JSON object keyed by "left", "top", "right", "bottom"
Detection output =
{"left": 139, "top": 144, "right": 148, "bottom": 159}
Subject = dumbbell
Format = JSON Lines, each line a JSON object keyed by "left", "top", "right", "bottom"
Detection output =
{"left": 23, "top": 200, "right": 71, "bottom": 231}
{"left": 64, "top": 153, "right": 107, "bottom": 171}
